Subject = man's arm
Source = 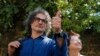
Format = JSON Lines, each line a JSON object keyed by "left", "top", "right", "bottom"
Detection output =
{"left": 51, "top": 10, "right": 69, "bottom": 56}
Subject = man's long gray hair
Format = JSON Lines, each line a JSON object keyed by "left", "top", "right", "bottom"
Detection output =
{"left": 24, "top": 7, "right": 51, "bottom": 36}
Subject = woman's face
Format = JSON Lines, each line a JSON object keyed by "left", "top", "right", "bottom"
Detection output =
{"left": 69, "top": 36, "right": 82, "bottom": 50}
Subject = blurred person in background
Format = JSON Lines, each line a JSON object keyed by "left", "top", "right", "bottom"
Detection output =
{"left": 68, "top": 30, "right": 84, "bottom": 56}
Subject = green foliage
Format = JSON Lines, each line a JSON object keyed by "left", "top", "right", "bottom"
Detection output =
{"left": 0, "top": 0, "right": 99, "bottom": 36}
{"left": 0, "top": 0, "right": 99, "bottom": 40}
{"left": 61, "top": 0, "right": 100, "bottom": 33}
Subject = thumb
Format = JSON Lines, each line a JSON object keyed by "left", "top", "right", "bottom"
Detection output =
{"left": 55, "top": 10, "right": 62, "bottom": 18}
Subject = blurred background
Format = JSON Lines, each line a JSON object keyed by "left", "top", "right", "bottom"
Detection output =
{"left": 0, "top": 0, "right": 100, "bottom": 56}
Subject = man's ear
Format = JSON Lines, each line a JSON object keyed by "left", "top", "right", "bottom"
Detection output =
{"left": 45, "top": 23, "right": 51, "bottom": 36}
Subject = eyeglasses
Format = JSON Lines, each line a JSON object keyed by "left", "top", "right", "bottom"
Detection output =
{"left": 34, "top": 17, "right": 47, "bottom": 23}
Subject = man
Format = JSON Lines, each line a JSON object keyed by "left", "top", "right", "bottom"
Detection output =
{"left": 51, "top": 10, "right": 68, "bottom": 56}
{"left": 8, "top": 7, "right": 68, "bottom": 56}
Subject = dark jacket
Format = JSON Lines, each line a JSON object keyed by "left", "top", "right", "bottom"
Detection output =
{"left": 52, "top": 32, "right": 69, "bottom": 56}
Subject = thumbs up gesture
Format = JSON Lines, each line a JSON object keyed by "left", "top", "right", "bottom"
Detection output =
{"left": 52, "top": 10, "right": 62, "bottom": 33}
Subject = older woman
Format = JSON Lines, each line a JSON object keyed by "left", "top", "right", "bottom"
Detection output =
{"left": 68, "top": 30, "right": 84, "bottom": 56}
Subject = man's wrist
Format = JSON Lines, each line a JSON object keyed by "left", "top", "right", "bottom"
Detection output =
{"left": 54, "top": 29, "right": 63, "bottom": 33}
{"left": 7, "top": 51, "right": 14, "bottom": 56}
{"left": 54, "top": 29, "right": 64, "bottom": 38}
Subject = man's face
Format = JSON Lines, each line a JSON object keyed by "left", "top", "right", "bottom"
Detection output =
{"left": 31, "top": 13, "right": 47, "bottom": 32}
{"left": 69, "top": 36, "right": 82, "bottom": 50}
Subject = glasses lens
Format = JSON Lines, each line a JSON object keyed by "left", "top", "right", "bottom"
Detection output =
{"left": 34, "top": 17, "right": 47, "bottom": 23}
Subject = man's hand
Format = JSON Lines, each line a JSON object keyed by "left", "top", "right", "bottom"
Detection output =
{"left": 52, "top": 10, "right": 62, "bottom": 33}
{"left": 52, "top": 17, "right": 62, "bottom": 33}
{"left": 8, "top": 41, "right": 20, "bottom": 56}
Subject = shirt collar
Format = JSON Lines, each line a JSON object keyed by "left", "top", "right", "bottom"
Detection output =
{"left": 40, "top": 33, "right": 47, "bottom": 38}
{"left": 31, "top": 33, "right": 47, "bottom": 39}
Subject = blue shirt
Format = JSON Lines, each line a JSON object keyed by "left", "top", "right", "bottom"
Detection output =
{"left": 14, "top": 32, "right": 68, "bottom": 56}
{"left": 18, "top": 35, "right": 54, "bottom": 56}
